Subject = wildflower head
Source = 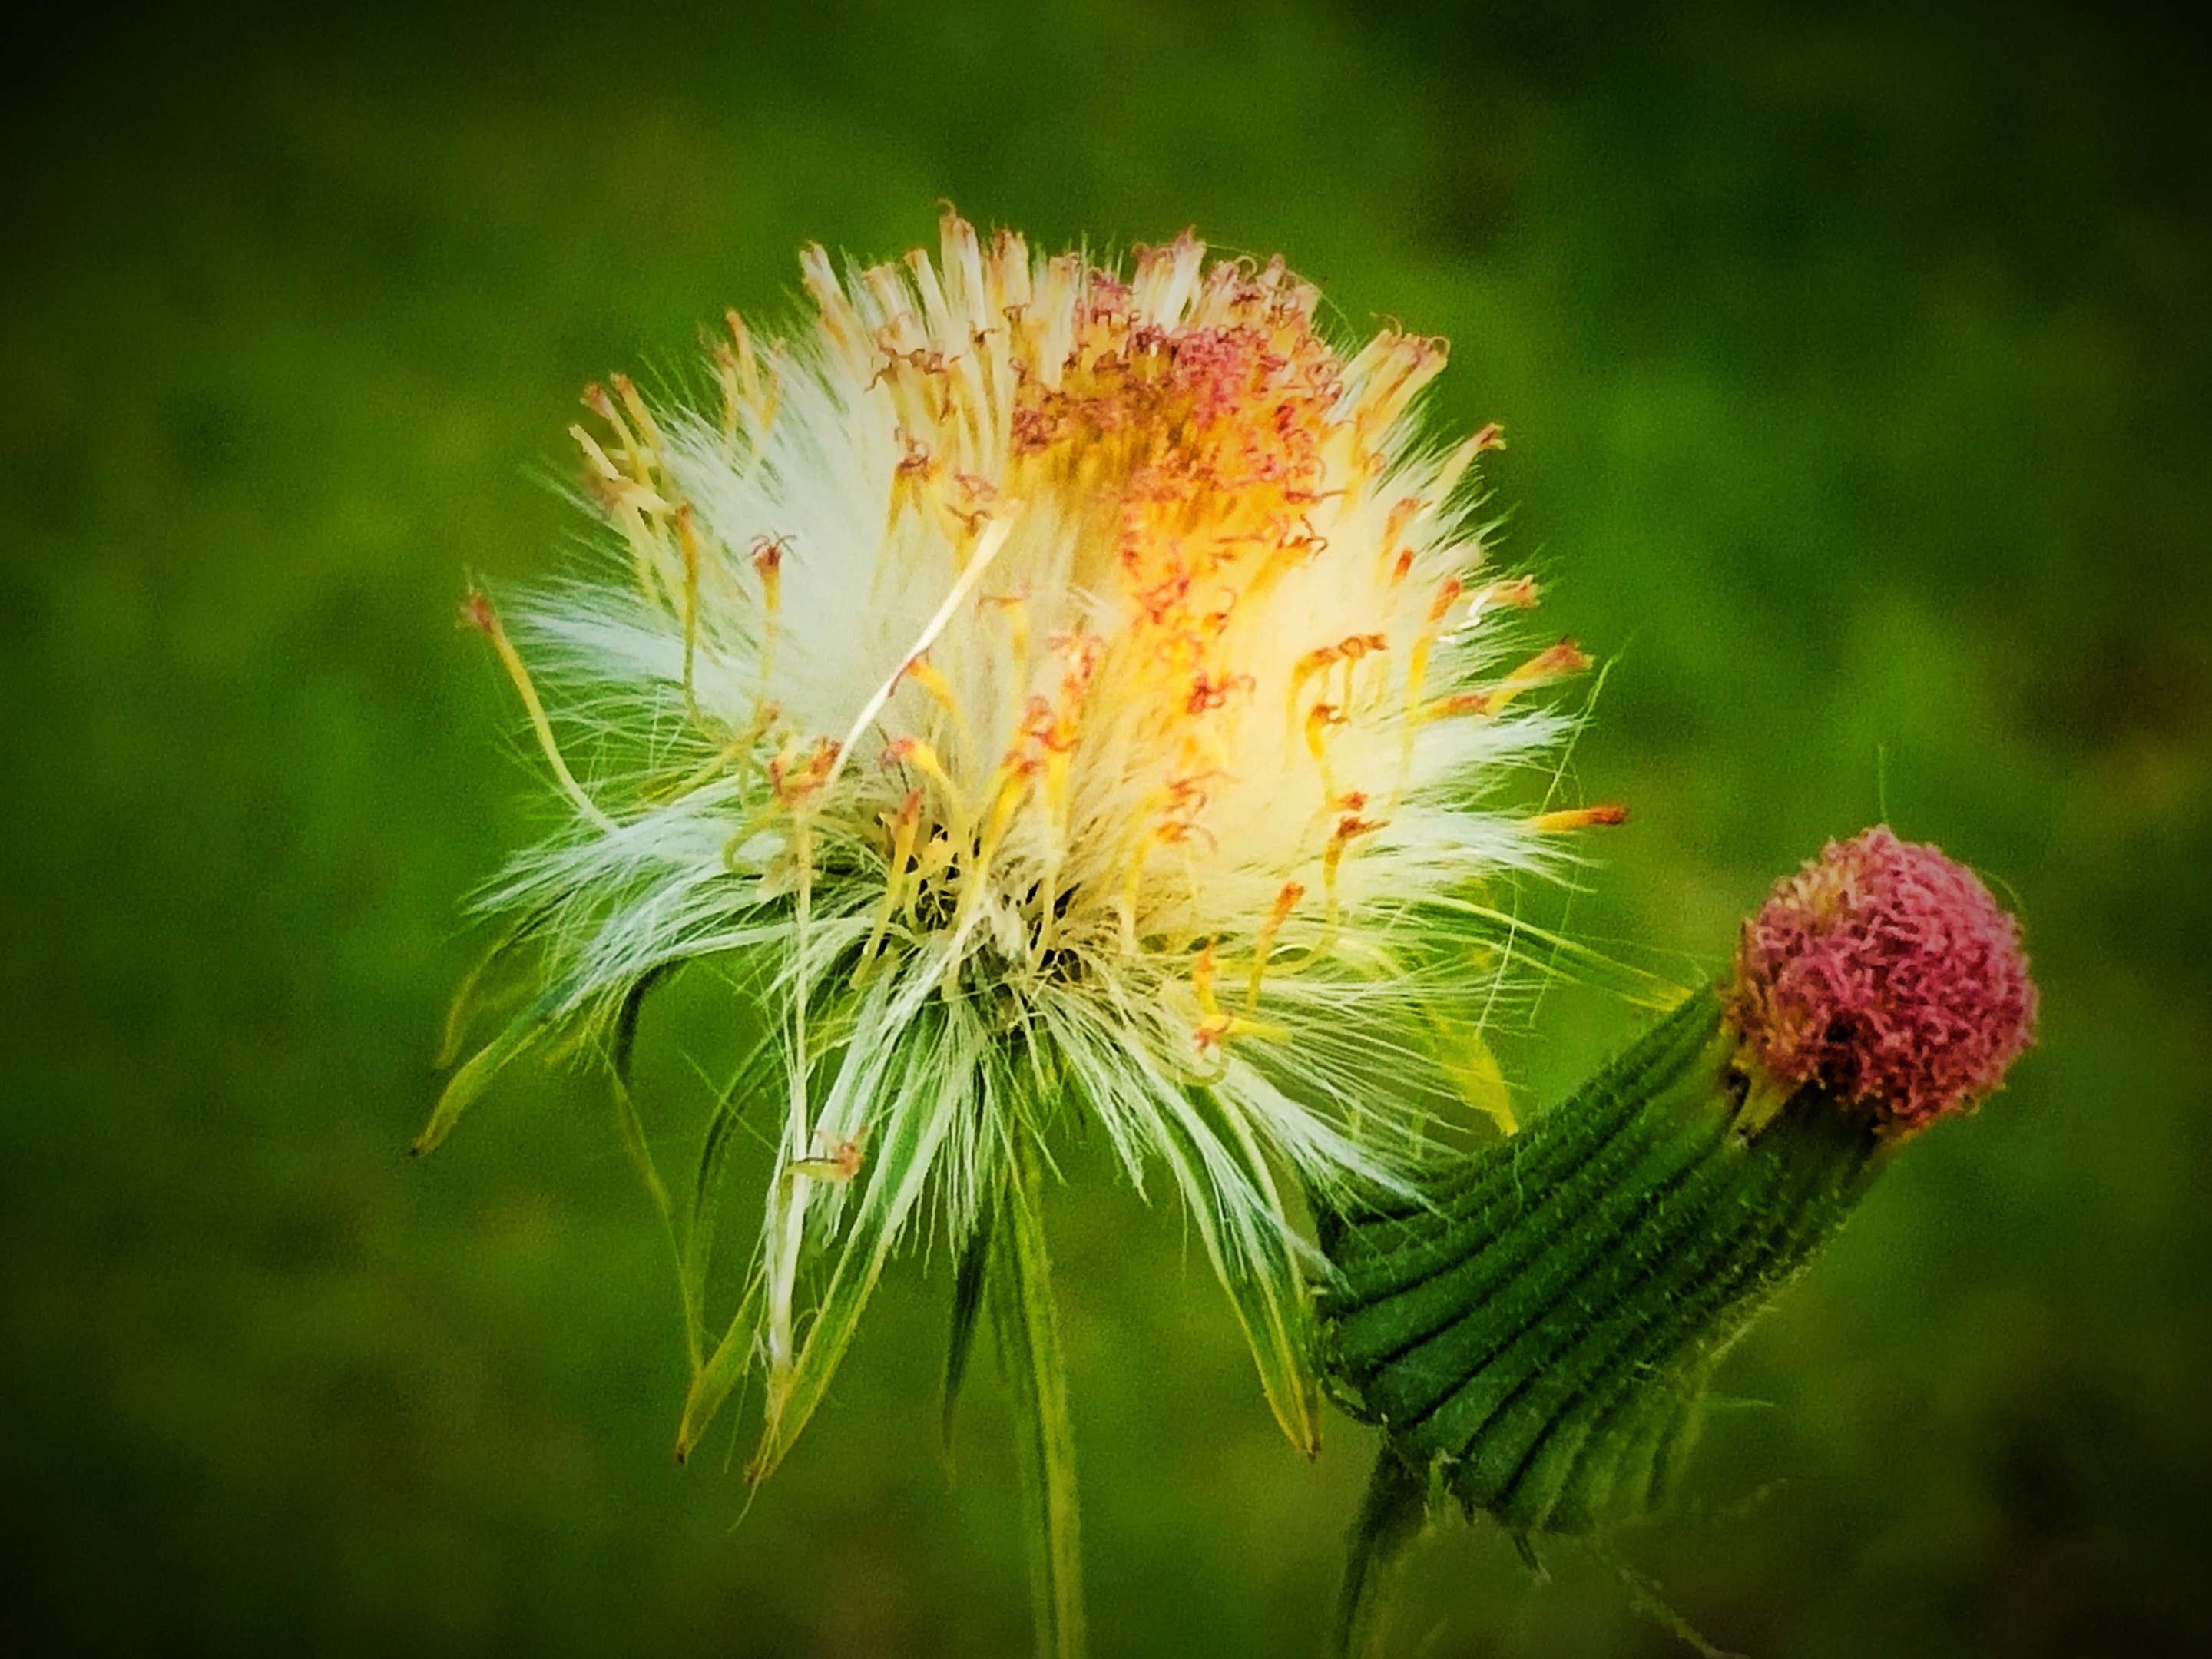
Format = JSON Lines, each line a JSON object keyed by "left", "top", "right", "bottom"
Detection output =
{"left": 1725, "top": 825, "right": 2037, "bottom": 1129}
{"left": 1325, "top": 828, "right": 2038, "bottom": 1558}
{"left": 435, "top": 212, "right": 1612, "bottom": 1475}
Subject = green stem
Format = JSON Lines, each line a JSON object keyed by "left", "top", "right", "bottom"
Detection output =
{"left": 994, "top": 1130, "right": 1086, "bottom": 1659}
{"left": 1331, "top": 1445, "right": 1429, "bottom": 1659}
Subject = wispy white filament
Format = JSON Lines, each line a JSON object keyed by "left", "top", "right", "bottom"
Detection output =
{"left": 452, "top": 213, "right": 1617, "bottom": 1462}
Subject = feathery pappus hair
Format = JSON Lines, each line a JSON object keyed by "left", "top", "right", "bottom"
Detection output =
{"left": 428, "top": 210, "right": 1622, "bottom": 1477}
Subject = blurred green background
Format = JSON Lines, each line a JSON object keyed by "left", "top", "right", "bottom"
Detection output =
{"left": 5, "top": 2, "right": 2207, "bottom": 1654}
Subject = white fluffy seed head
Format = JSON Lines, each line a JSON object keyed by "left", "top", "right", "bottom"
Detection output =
{"left": 449, "top": 212, "right": 1615, "bottom": 1465}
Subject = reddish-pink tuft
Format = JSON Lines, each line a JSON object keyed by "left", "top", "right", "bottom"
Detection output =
{"left": 1726, "top": 826, "right": 2038, "bottom": 1129}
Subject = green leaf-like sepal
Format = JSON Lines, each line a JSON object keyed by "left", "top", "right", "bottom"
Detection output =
{"left": 1317, "top": 988, "right": 1883, "bottom": 1540}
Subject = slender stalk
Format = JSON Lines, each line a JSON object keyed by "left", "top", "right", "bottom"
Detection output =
{"left": 1331, "top": 1445, "right": 1429, "bottom": 1659}
{"left": 994, "top": 1130, "right": 1086, "bottom": 1659}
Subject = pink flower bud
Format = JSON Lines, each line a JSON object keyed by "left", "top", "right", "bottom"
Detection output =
{"left": 1726, "top": 825, "right": 2037, "bottom": 1129}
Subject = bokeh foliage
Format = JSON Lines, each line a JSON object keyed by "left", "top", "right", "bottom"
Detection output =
{"left": 4, "top": 2, "right": 2207, "bottom": 1654}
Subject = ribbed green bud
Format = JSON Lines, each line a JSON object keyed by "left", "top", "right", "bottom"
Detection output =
{"left": 1319, "top": 830, "right": 2035, "bottom": 1656}
{"left": 1317, "top": 988, "right": 1883, "bottom": 1541}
